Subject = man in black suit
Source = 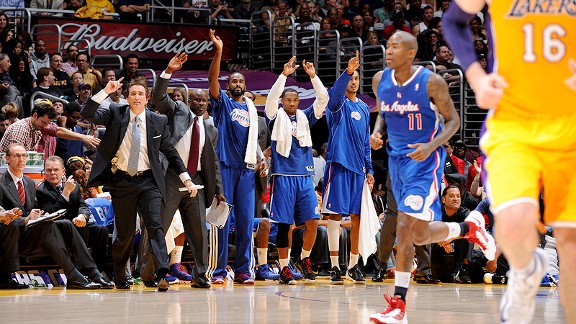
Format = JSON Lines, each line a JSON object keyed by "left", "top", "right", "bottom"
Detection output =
{"left": 81, "top": 77, "right": 198, "bottom": 291}
{"left": 144, "top": 52, "right": 225, "bottom": 289}
{"left": 0, "top": 143, "right": 105, "bottom": 289}
{"left": 36, "top": 156, "right": 109, "bottom": 273}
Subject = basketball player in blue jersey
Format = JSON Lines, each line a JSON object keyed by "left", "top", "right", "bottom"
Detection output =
{"left": 207, "top": 30, "right": 266, "bottom": 285}
{"left": 322, "top": 51, "right": 374, "bottom": 284}
{"left": 265, "top": 56, "right": 328, "bottom": 284}
{"left": 368, "top": 31, "right": 496, "bottom": 324}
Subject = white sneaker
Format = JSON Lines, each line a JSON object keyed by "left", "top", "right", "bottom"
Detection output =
{"left": 500, "top": 248, "right": 547, "bottom": 324}
{"left": 464, "top": 211, "right": 497, "bottom": 261}
{"left": 369, "top": 294, "right": 408, "bottom": 324}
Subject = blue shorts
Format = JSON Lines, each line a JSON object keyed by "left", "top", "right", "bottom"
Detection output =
{"left": 322, "top": 162, "right": 364, "bottom": 215}
{"left": 269, "top": 175, "right": 320, "bottom": 225}
{"left": 388, "top": 149, "right": 445, "bottom": 221}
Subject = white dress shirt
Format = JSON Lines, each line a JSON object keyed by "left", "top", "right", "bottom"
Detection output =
{"left": 116, "top": 110, "right": 150, "bottom": 173}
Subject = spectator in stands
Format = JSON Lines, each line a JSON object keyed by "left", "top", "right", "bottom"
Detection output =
{"left": 362, "top": 8, "right": 374, "bottom": 30}
{"left": 1, "top": 102, "right": 18, "bottom": 124}
{"left": 416, "top": 28, "right": 440, "bottom": 61}
{"left": 76, "top": 83, "right": 92, "bottom": 109}
{"left": 64, "top": 71, "right": 84, "bottom": 102}
{"left": 74, "top": 0, "right": 115, "bottom": 19}
{"left": 119, "top": 54, "right": 142, "bottom": 90}
{"left": 30, "top": 0, "right": 66, "bottom": 16}
{"left": 29, "top": 39, "right": 50, "bottom": 83}
{"left": 75, "top": 52, "right": 102, "bottom": 89}
{"left": 470, "top": 15, "right": 486, "bottom": 41}
{"left": 118, "top": 0, "right": 150, "bottom": 21}
{"left": 453, "top": 139, "right": 478, "bottom": 164}
{"left": 0, "top": 29, "right": 14, "bottom": 52}
{"left": 61, "top": 44, "right": 79, "bottom": 75}
{"left": 181, "top": 0, "right": 209, "bottom": 23}
{"left": 36, "top": 155, "right": 110, "bottom": 273}
{"left": 319, "top": 0, "right": 335, "bottom": 17}
{"left": 93, "top": 67, "right": 115, "bottom": 93}
{"left": 433, "top": 0, "right": 450, "bottom": 17}
{"left": 0, "top": 56, "right": 23, "bottom": 114}
{"left": 209, "top": 0, "right": 233, "bottom": 22}
{"left": 8, "top": 56, "right": 30, "bottom": 114}
{"left": 404, "top": 0, "right": 424, "bottom": 22}
{"left": 382, "top": 9, "right": 410, "bottom": 41}
{"left": 438, "top": 185, "right": 473, "bottom": 284}
{"left": 334, "top": 2, "right": 350, "bottom": 27}
{"left": 382, "top": 2, "right": 409, "bottom": 29}
{"left": 30, "top": 67, "right": 65, "bottom": 99}
{"left": 233, "top": 0, "right": 257, "bottom": 19}
{"left": 52, "top": 99, "right": 66, "bottom": 126}
{"left": 349, "top": 14, "right": 368, "bottom": 41}
{"left": 0, "top": 143, "right": 110, "bottom": 289}
{"left": 64, "top": 0, "right": 85, "bottom": 14}
{"left": 0, "top": 111, "right": 8, "bottom": 140}
{"left": 443, "top": 140, "right": 465, "bottom": 174}
{"left": 373, "top": 0, "right": 394, "bottom": 24}
{"left": 432, "top": 45, "right": 463, "bottom": 82}
{"left": 477, "top": 53, "right": 488, "bottom": 72}
{"left": 0, "top": 12, "right": 9, "bottom": 37}
{"left": 474, "top": 39, "right": 488, "bottom": 57}
{"left": 411, "top": 4, "right": 433, "bottom": 36}
{"left": 55, "top": 102, "right": 84, "bottom": 162}
{"left": 50, "top": 54, "right": 72, "bottom": 91}
{"left": 8, "top": 39, "right": 26, "bottom": 63}
{"left": 15, "top": 30, "right": 32, "bottom": 55}
{"left": 0, "top": 100, "right": 100, "bottom": 156}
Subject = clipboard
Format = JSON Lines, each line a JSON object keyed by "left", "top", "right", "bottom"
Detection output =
{"left": 206, "top": 198, "right": 232, "bottom": 229}
{"left": 26, "top": 209, "right": 67, "bottom": 227}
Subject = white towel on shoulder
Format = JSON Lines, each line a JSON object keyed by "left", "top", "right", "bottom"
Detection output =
{"left": 359, "top": 180, "right": 380, "bottom": 259}
{"left": 244, "top": 96, "right": 259, "bottom": 166}
{"left": 271, "top": 108, "right": 312, "bottom": 157}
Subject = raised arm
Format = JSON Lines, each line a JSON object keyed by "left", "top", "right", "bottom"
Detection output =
{"left": 327, "top": 51, "right": 360, "bottom": 112}
{"left": 303, "top": 59, "right": 329, "bottom": 119}
{"left": 208, "top": 29, "right": 223, "bottom": 101}
{"left": 81, "top": 77, "right": 124, "bottom": 125}
{"left": 265, "top": 56, "right": 298, "bottom": 119}
{"left": 155, "top": 52, "right": 188, "bottom": 117}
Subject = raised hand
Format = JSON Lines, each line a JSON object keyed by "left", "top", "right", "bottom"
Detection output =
{"left": 167, "top": 52, "right": 188, "bottom": 73}
{"left": 282, "top": 56, "right": 299, "bottom": 77}
{"left": 302, "top": 59, "right": 316, "bottom": 78}
{"left": 209, "top": 29, "right": 223, "bottom": 52}
{"left": 346, "top": 50, "right": 360, "bottom": 74}
{"left": 105, "top": 76, "right": 124, "bottom": 95}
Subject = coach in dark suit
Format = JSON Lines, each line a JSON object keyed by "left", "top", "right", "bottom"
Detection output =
{"left": 0, "top": 143, "right": 104, "bottom": 289}
{"left": 36, "top": 156, "right": 109, "bottom": 272}
{"left": 81, "top": 77, "right": 198, "bottom": 291}
{"left": 141, "top": 53, "right": 225, "bottom": 288}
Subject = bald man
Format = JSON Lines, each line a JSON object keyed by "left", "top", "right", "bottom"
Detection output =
{"left": 369, "top": 31, "right": 495, "bottom": 323}
{"left": 144, "top": 53, "right": 226, "bottom": 289}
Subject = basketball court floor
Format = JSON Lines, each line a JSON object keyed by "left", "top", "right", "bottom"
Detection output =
{"left": 0, "top": 278, "right": 564, "bottom": 323}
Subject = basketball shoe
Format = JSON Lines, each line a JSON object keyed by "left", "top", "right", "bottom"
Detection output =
{"left": 500, "top": 248, "right": 547, "bottom": 324}
{"left": 369, "top": 294, "right": 407, "bottom": 324}
{"left": 464, "top": 211, "right": 497, "bottom": 261}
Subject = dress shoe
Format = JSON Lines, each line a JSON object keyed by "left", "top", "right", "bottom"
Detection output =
{"left": 142, "top": 279, "right": 158, "bottom": 288}
{"left": 115, "top": 281, "right": 130, "bottom": 289}
{"left": 94, "top": 277, "right": 114, "bottom": 289}
{"left": 157, "top": 278, "right": 169, "bottom": 292}
{"left": 372, "top": 268, "right": 385, "bottom": 282}
{"left": 191, "top": 276, "right": 211, "bottom": 289}
{"left": 67, "top": 279, "right": 102, "bottom": 289}
{"left": 0, "top": 279, "right": 29, "bottom": 290}
{"left": 414, "top": 274, "right": 440, "bottom": 284}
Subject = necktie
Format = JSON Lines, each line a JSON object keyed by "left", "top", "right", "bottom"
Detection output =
{"left": 17, "top": 180, "right": 25, "bottom": 206}
{"left": 56, "top": 185, "right": 63, "bottom": 195}
{"left": 127, "top": 116, "right": 141, "bottom": 176}
{"left": 187, "top": 117, "right": 200, "bottom": 176}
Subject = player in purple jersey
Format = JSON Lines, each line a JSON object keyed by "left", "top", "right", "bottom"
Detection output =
{"left": 369, "top": 31, "right": 495, "bottom": 324}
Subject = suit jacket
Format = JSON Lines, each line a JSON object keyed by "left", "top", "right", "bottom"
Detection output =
{"left": 153, "top": 76, "right": 223, "bottom": 207}
{"left": 81, "top": 96, "right": 187, "bottom": 199}
{"left": 0, "top": 172, "right": 36, "bottom": 217}
{"left": 36, "top": 181, "right": 90, "bottom": 221}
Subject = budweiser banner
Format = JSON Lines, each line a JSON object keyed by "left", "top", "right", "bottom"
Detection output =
{"left": 37, "top": 18, "right": 238, "bottom": 61}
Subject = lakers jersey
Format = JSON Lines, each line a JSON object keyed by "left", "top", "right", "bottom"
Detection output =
{"left": 489, "top": 0, "right": 576, "bottom": 118}
{"left": 376, "top": 66, "right": 443, "bottom": 157}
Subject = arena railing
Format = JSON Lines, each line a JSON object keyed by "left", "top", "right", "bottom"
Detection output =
{"left": 30, "top": 24, "right": 63, "bottom": 57}
{"left": 148, "top": 1, "right": 212, "bottom": 24}
{"left": 316, "top": 29, "right": 341, "bottom": 86}
{"left": 271, "top": 16, "right": 295, "bottom": 75}
{"left": 61, "top": 39, "right": 92, "bottom": 59}
{"left": 438, "top": 68, "right": 465, "bottom": 141}
{"left": 293, "top": 22, "right": 318, "bottom": 80}
{"left": 249, "top": 10, "right": 273, "bottom": 71}
{"left": 30, "top": 92, "right": 69, "bottom": 115}
{"left": 463, "top": 81, "right": 487, "bottom": 149}
{"left": 215, "top": 18, "right": 251, "bottom": 66}
{"left": 91, "top": 55, "right": 124, "bottom": 71}
{"left": 361, "top": 44, "right": 385, "bottom": 93}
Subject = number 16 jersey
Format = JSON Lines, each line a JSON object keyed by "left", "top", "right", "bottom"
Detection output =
{"left": 376, "top": 66, "right": 443, "bottom": 157}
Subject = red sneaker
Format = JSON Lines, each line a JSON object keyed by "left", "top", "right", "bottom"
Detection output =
{"left": 369, "top": 294, "right": 407, "bottom": 324}
{"left": 464, "top": 211, "right": 496, "bottom": 261}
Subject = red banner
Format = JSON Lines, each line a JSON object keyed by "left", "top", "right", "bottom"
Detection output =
{"left": 37, "top": 18, "right": 238, "bottom": 61}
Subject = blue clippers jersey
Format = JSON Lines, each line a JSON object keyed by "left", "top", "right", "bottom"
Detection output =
{"left": 268, "top": 105, "right": 319, "bottom": 176}
{"left": 325, "top": 71, "right": 373, "bottom": 175}
{"left": 210, "top": 89, "right": 250, "bottom": 169}
{"left": 377, "top": 67, "right": 442, "bottom": 157}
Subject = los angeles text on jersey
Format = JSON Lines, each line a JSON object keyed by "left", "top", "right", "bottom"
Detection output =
{"left": 380, "top": 101, "right": 421, "bottom": 114}
{"left": 508, "top": 0, "right": 576, "bottom": 16}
